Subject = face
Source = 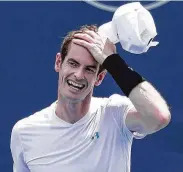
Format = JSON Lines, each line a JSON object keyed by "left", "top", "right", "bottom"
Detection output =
{"left": 55, "top": 42, "right": 106, "bottom": 102}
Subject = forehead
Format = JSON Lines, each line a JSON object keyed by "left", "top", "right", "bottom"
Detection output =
{"left": 65, "top": 42, "right": 98, "bottom": 66}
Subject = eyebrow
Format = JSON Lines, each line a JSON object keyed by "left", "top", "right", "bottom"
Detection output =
{"left": 68, "top": 58, "right": 97, "bottom": 69}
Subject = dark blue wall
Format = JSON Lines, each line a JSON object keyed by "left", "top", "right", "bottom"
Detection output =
{"left": 0, "top": 2, "right": 182, "bottom": 172}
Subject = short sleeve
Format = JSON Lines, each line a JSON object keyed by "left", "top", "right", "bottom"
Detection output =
{"left": 10, "top": 122, "right": 30, "bottom": 172}
{"left": 108, "top": 94, "right": 146, "bottom": 139}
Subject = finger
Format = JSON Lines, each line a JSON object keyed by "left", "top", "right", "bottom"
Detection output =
{"left": 84, "top": 30, "right": 99, "bottom": 39}
{"left": 74, "top": 33, "right": 95, "bottom": 44}
{"left": 73, "top": 37, "right": 104, "bottom": 54}
{"left": 85, "top": 30, "right": 106, "bottom": 47}
{"left": 72, "top": 38, "right": 92, "bottom": 49}
{"left": 84, "top": 30, "right": 104, "bottom": 44}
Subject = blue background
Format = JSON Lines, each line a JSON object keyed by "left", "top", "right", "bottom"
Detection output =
{"left": 0, "top": 1, "right": 182, "bottom": 172}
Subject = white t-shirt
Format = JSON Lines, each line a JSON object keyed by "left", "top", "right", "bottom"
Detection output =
{"left": 10, "top": 94, "right": 145, "bottom": 172}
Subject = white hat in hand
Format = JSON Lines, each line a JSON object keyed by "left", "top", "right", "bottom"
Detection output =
{"left": 98, "top": 2, "right": 159, "bottom": 54}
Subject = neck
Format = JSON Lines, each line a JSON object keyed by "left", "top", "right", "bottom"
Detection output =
{"left": 55, "top": 93, "right": 92, "bottom": 124}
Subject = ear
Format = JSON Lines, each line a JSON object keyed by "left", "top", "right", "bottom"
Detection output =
{"left": 95, "top": 70, "right": 107, "bottom": 86}
{"left": 55, "top": 53, "right": 62, "bottom": 72}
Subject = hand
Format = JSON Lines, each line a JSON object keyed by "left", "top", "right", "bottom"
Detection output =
{"left": 72, "top": 30, "right": 116, "bottom": 64}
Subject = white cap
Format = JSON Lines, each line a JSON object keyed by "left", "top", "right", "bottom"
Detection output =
{"left": 98, "top": 2, "right": 159, "bottom": 54}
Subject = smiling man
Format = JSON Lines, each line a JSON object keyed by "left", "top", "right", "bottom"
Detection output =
{"left": 10, "top": 25, "right": 171, "bottom": 172}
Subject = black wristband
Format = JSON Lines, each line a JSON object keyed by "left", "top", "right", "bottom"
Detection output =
{"left": 102, "top": 54, "right": 145, "bottom": 97}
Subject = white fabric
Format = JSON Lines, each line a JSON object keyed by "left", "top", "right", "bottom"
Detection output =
{"left": 10, "top": 94, "right": 145, "bottom": 172}
{"left": 98, "top": 2, "right": 159, "bottom": 54}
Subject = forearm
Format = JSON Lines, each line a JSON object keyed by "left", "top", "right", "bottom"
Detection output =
{"left": 102, "top": 53, "right": 171, "bottom": 131}
{"left": 129, "top": 81, "right": 171, "bottom": 130}
{"left": 102, "top": 53, "right": 145, "bottom": 96}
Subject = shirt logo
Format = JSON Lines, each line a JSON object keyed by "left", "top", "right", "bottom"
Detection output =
{"left": 91, "top": 132, "right": 100, "bottom": 140}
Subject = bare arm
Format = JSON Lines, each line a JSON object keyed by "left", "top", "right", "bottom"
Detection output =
{"left": 72, "top": 30, "right": 171, "bottom": 135}
{"left": 126, "top": 81, "right": 171, "bottom": 135}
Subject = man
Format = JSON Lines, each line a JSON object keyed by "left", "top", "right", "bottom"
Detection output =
{"left": 10, "top": 25, "right": 171, "bottom": 172}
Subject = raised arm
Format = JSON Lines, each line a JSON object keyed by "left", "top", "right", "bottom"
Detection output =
{"left": 102, "top": 53, "right": 171, "bottom": 135}
{"left": 126, "top": 81, "right": 171, "bottom": 135}
{"left": 72, "top": 30, "right": 171, "bottom": 135}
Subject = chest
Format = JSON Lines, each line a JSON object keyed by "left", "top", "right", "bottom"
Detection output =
{"left": 22, "top": 117, "right": 131, "bottom": 172}
{"left": 24, "top": 125, "right": 108, "bottom": 172}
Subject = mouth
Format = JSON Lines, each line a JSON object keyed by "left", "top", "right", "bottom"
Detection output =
{"left": 66, "top": 79, "right": 85, "bottom": 91}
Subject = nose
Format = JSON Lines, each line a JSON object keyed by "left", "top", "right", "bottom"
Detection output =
{"left": 74, "top": 68, "right": 85, "bottom": 80}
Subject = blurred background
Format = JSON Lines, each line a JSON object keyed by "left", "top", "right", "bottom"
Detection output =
{"left": 0, "top": 1, "right": 182, "bottom": 172}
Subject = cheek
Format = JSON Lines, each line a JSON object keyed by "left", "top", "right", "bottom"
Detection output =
{"left": 59, "top": 66, "right": 70, "bottom": 78}
{"left": 58, "top": 70, "right": 67, "bottom": 84}
{"left": 87, "top": 75, "right": 98, "bottom": 85}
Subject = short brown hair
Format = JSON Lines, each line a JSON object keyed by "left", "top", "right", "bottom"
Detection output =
{"left": 60, "top": 25, "right": 105, "bottom": 74}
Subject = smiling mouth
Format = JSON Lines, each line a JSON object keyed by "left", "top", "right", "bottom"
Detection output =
{"left": 67, "top": 79, "right": 85, "bottom": 91}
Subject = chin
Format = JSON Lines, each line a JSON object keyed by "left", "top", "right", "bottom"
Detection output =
{"left": 60, "top": 92, "right": 85, "bottom": 103}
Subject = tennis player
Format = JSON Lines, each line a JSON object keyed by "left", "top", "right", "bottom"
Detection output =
{"left": 10, "top": 25, "right": 171, "bottom": 172}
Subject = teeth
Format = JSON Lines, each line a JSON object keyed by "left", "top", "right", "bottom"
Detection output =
{"left": 68, "top": 80, "right": 84, "bottom": 88}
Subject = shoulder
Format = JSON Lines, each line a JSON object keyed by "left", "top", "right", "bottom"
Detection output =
{"left": 91, "top": 94, "right": 133, "bottom": 113}
{"left": 106, "top": 94, "right": 133, "bottom": 108}
{"left": 92, "top": 94, "right": 130, "bottom": 104}
{"left": 11, "top": 101, "right": 56, "bottom": 133}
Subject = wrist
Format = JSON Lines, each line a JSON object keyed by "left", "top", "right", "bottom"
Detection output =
{"left": 100, "top": 53, "right": 115, "bottom": 64}
{"left": 102, "top": 54, "right": 145, "bottom": 96}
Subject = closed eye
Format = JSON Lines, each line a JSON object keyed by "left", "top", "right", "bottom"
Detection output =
{"left": 68, "top": 61, "right": 78, "bottom": 68}
{"left": 86, "top": 67, "right": 96, "bottom": 74}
